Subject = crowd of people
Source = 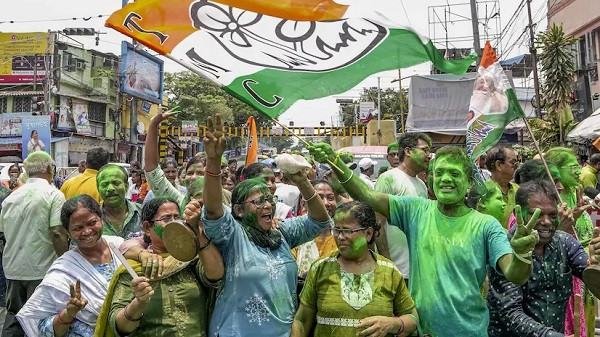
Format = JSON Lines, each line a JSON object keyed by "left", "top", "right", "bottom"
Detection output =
{"left": 0, "top": 110, "right": 599, "bottom": 337}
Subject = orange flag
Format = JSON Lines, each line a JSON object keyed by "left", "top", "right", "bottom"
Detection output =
{"left": 105, "top": 0, "right": 347, "bottom": 55}
{"left": 245, "top": 116, "right": 258, "bottom": 167}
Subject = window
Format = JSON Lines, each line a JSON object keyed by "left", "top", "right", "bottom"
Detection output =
{"left": 88, "top": 102, "right": 106, "bottom": 137}
{"left": 93, "top": 78, "right": 103, "bottom": 88}
{"left": 13, "top": 96, "right": 32, "bottom": 112}
{"left": 0, "top": 97, "right": 6, "bottom": 113}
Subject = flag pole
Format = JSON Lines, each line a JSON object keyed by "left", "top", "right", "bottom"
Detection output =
{"left": 524, "top": 117, "right": 579, "bottom": 240}
{"left": 522, "top": 117, "right": 564, "bottom": 205}
{"left": 267, "top": 117, "right": 345, "bottom": 173}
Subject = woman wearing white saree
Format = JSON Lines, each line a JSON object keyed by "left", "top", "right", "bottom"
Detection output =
{"left": 16, "top": 195, "right": 137, "bottom": 337}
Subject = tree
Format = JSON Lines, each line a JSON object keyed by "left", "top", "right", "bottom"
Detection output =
{"left": 164, "top": 72, "right": 274, "bottom": 128}
{"left": 531, "top": 24, "right": 578, "bottom": 146}
{"left": 262, "top": 137, "right": 294, "bottom": 154}
{"left": 340, "top": 87, "right": 408, "bottom": 133}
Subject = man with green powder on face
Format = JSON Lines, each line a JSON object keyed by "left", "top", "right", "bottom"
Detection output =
{"left": 308, "top": 143, "right": 541, "bottom": 337}
{"left": 374, "top": 133, "right": 432, "bottom": 283}
{"left": 96, "top": 164, "right": 143, "bottom": 239}
{"left": 485, "top": 145, "right": 519, "bottom": 229}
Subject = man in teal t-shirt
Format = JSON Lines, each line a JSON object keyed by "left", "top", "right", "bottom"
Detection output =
{"left": 309, "top": 144, "right": 541, "bottom": 337}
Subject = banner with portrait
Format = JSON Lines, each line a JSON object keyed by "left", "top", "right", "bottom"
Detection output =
{"left": 21, "top": 115, "right": 51, "bottom": 159}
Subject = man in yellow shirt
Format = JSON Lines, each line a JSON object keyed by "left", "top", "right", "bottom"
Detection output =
{"left": 580, "top": 153, "right": 600, "bottom": 189}
{"left": 60, "top": 147, "right": 109, "bottom": 203}
{"left": 486, "top": 145, "right": 519, "bottom": 229}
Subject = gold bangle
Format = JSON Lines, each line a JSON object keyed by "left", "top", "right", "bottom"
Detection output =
{"left": 338, "top": 172, "right": 354, "bottom": 184}
{"left": 303, "top": 191, "right": 318, "bottom": 202}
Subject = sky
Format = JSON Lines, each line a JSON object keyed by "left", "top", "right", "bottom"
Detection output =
{"left": 0, "top": 0, "right": 549, "bottom": 126}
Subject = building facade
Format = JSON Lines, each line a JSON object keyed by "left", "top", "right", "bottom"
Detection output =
{"left": 548, "top": 0, "right": 600, "bottom": 120}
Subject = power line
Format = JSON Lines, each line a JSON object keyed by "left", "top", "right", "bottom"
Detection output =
{"left": 0, "top": 14, "right": 109, "bottom": 25}
{"left": 399, "top": 0, "right": 412, "bottom": 26}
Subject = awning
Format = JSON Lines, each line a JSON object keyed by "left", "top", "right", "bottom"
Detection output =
{"left": 566, "top": 108, "right": 600, "bottom": 143}
{"left": 0, "top": 90, "right": 43, "bottom": 97}
{"left": 51, "top": 137, "right": 70, "bottom": 143}
{"left": 58, "top": 93, "right": 112, "bottom": 105}
{"left": 0, "top": 137, "right": 20, "bottom": 144}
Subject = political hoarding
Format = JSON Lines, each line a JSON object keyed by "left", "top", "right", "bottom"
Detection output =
{"left": 72, "top": 99, "right": 92, "bottom": 135}
{"left": 0, "top": 32, "right": 52, "bottom": 84}
{"left": 359, "top": 102, "right": 377, "bottom": 123}
{"left": 181, "top": 120, "right": 198, "bottom": 135}
{"left": 21, "top": 115, "right": 51, "bottom": 159}
{"left": 56, "top": 96, "right": 77, "bottom": 131}
{"left": 120, "top": 41, "right": 164, "bottom": 104}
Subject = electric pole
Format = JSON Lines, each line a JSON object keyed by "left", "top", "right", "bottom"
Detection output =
{"left": 470, "top": 0, "right": 482, "bottom": 61}
{"left": 526, "top": 0, "right": 543, "bottom": 119}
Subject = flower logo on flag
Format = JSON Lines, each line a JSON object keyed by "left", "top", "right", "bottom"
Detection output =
{"left": 191, "top": 1, "right": 262, "bottom": 48}
{"left": 186, "top": 0, "right": 388, "bottom": 73}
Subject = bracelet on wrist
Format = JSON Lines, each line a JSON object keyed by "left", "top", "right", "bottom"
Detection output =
{"left": 57, "top": 309, "right": 74, "bottom": 325}
{"left": 137, "top": 250, "right": 145, "bottom": 262}
{"left": 302, "top": 191, "right": 318, "bottom": 202}
{"left": 123, "top": 304, "right": 143, "bottom": 322}
{"left": 338, "top": 172, "right": 353, "bottom": 184}
{"left": 204, "top": 169, "right": 221, "bottom": 178}
{"left": 512, "top": 250, "right": 532, "bottom": 265}
{"left": 198, "top": 237, "right": 212, "bottom": 252}
{"left": 393, "top": 317, "right": 405, "bottom": 336}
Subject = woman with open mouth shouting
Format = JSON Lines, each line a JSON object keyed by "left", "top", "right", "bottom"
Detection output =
{"left": 201, "top": 114, "right": 333, "bottom": 337}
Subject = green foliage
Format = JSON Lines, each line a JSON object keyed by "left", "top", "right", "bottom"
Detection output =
{"left": 532, "top": 24, "right": 579, "bottom": 145}
{"left": 164, "top": 71, "right": 274, "bottom": 128}
{"left": 263, "top": 137, "right": 294, "bottom": 153}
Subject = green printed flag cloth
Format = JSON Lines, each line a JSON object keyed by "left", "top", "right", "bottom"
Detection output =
{"left": 466, "top": 41, "right": 526, "bottom": 188}
{"left": 106, "top": 0, "right": 476, "bottom": 119}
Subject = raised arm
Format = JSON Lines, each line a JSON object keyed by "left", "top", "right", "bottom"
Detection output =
{"left": 286, "top": 170, "right": 329, "bottom": 223}
{"left": 203, "top": 114, "right": 226, "bottom": 220}
{"left": 145, "top": 110, "right": 174, "bottom": 172}
{"left": 308, "top": 143, "right": 390, "bottom": 218}
{"left": 184, "top": 198, "right": 224, "bottom": 281}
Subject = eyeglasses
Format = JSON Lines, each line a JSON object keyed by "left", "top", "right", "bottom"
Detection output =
{"left": 152, "top": 214, "right": 182, "bottom": 223}
{"left": 331, "top": 226, "right": 367, "bottom": 237}
{"left": 245, "top": 195, "right": 278, "bottom": 208}
{"left": 567, "top": 165, "right": 580, "bottom": 172}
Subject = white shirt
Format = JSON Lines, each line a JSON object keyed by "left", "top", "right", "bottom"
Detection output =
{"left": 275, "top": 183, "right": 301, "bottom": 216}
{"left": 359, "top": 172, "right": 375, "bottom": 189}
{"left": 375, "top": 168, "right": 428, "bottom": 279}
{"left": 0, "top": 178, "right": 65, "bottom": 280}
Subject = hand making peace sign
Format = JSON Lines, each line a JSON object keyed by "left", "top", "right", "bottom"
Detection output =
{"left": 65, "top": 279, "right": 88, "bottom": 318}
{"left": 203, "top": 114, "right": 226, "bottom": 160}
{"left": 510, "top": 205, "right": 541, "bottom": 255}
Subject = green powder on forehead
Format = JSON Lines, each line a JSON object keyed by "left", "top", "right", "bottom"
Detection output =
{"left": 232, "top": 178, "right": 270, "bottom": 206}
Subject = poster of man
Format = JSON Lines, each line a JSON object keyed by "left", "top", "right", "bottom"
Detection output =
{"left": 120, "top": 42, "right": 164, "bottom": 103}
{"left": 56, "top": 96, "right": 76, "bottom": 131}
{"left": 21, "top": 115, "right": 50, "bottom": 159}
{"left": 72, "top": 99, "right": 92, "bottom": 135}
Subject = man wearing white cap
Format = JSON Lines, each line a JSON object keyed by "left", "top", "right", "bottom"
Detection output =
{"left": 358, "top": 158, "right": 377, "bottom": 189}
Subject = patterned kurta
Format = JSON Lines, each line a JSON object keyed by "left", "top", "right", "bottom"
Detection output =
{"left": 202, "top": 208, "right": 332, "bottom": 337}
{"left": 300, "top": 252, "right": 414, "bottom": 337}
{"left": 108, "top": 262, "right": 213, "bottom": 337}
{"left": 487, "top": 230, "right": 588, "bottom": 337}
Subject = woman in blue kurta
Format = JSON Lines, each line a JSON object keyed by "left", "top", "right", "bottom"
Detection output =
{"left": 201, "top": 114, "right": 332, "bottom": 336}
